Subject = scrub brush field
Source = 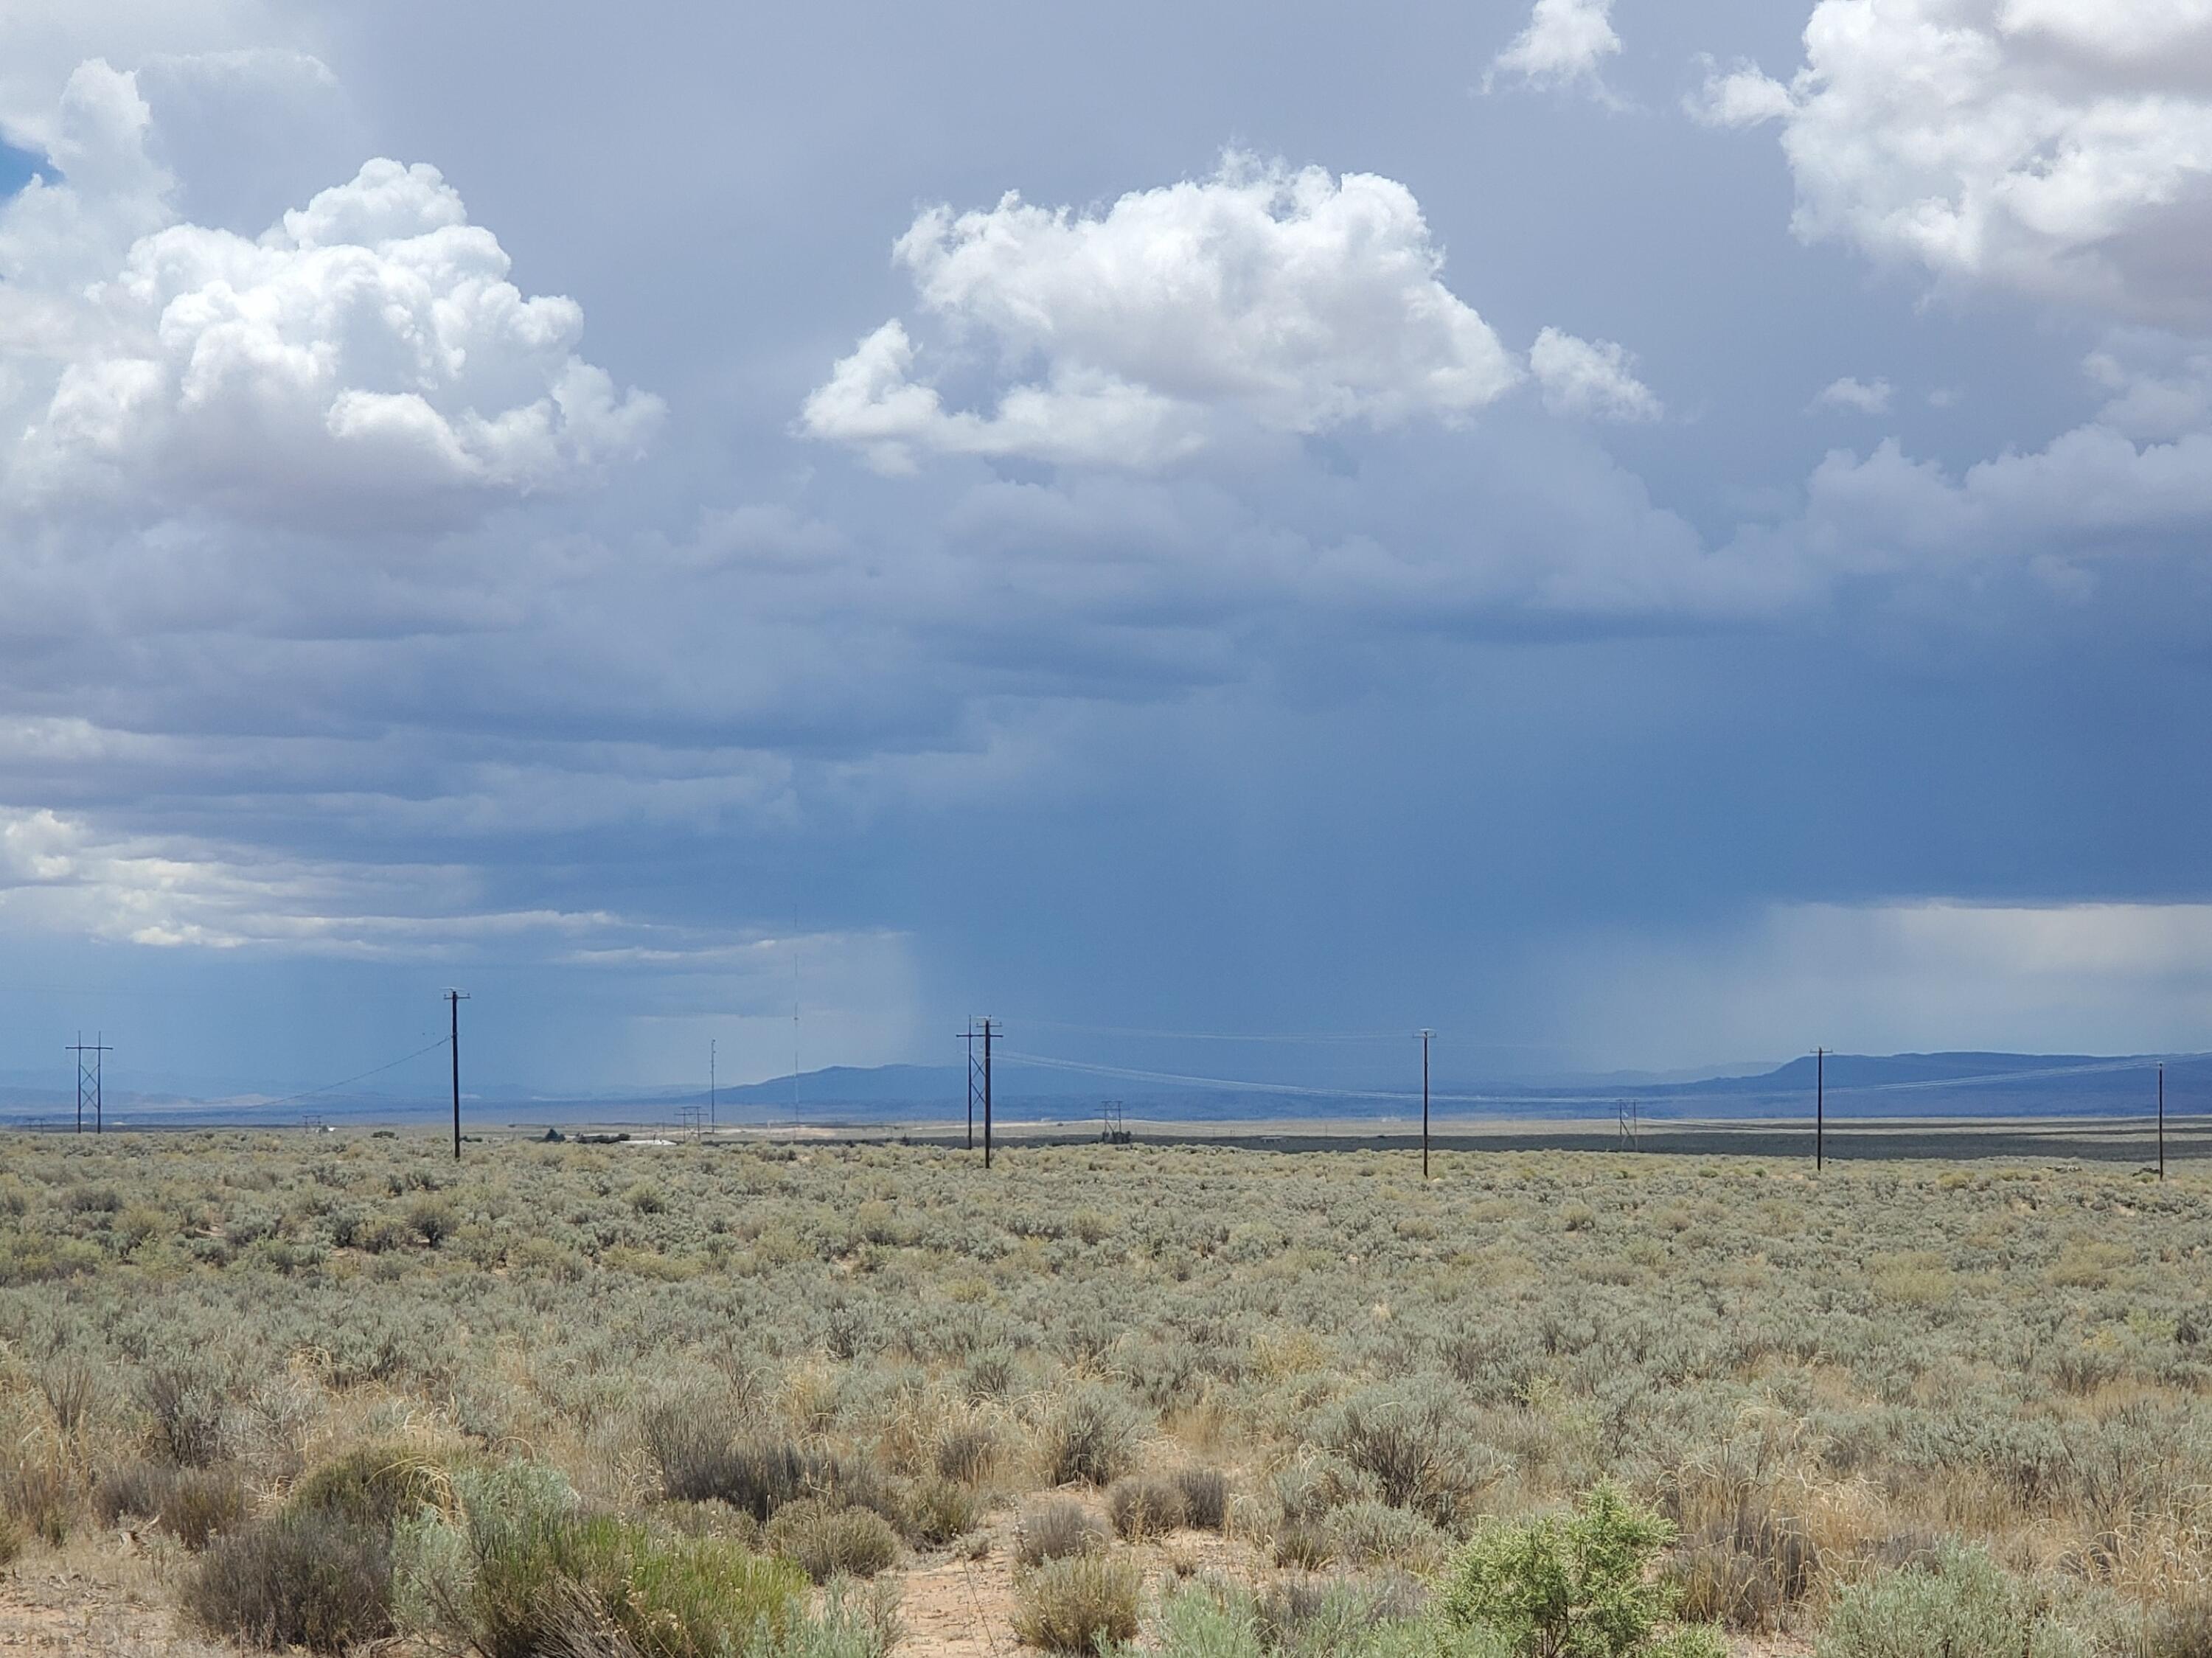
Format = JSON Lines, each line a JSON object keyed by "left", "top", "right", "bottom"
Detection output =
{"left": 0, "top": 1131, "right": 2206, "bottom": 1658}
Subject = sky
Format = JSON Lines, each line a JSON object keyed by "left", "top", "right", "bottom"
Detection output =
{"left": 3, "top": 0, "right": 2212, "bottom": 1098}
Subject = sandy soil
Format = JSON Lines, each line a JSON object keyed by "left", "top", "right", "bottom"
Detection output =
{"left": 0, "top": 1534, "right": 231, "bottom": 1657}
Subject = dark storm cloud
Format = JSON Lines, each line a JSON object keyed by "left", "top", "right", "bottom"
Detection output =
{"left": 2, "top": 0, "right": 2211, "bottom": 1090}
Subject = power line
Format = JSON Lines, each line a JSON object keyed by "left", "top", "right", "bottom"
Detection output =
{"left": 997, "top": 1048, "right": 2181, "bottom": 1112}
{"left": 248, "top": 1037, "right": 453, "bottom": 1111}
{"left": 1007, "top": 1017, "right": 1413, "bottom": 1044}
{"left": 1820, "top": 1055, "right": 2154, "bottom": 1095}
{"left": 1000, "top": 1051, "right": 1413, "bottom": 1101}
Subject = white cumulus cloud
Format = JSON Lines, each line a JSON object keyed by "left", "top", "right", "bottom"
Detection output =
{"left": 1529, "top": 327, "right": 1663, "bottom": 420}
{"left": 2084, "top": 341, "right": 2212, "bottom": 441}
{"left": 1693, "top": 0, "right": 2212, "bottom": 325}
{"left": 1814, "top": 375, "right": 1894, "bottom": 414}
{"left": 0, "top": 0, "right": 295, "bottom": 154}
{"left": 0, "top": 61, "right": 661, "bottom": 531}
{"left": 1488, "top": 0, "right": 1624, "bottom": 95}
{"left": 801, "top": 156, "right": 1527, "bottom": 473}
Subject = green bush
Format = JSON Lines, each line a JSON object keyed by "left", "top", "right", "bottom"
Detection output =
{"left": 1441, "top": 1484, "right": 1724, "bottom": 1658}
{"left": 777, "top": 1576, "right": 905, "bottom": 1658}
{"left": 393, "top": 1457, "right": 804, "bottom": 1657}
{"left": 472, "top": 1514, "right": 804, "bottom": 1658}
{"left": 291, "top": 1444, "right": 448, "bottom": 1533}
{"left": 407, "top": 1194, "right": 458, "bottom": 1247}
{"left": 1013, "top": 1550, "right": 1144, "bottom": 1652}
{"left": 763, "top": 1497, "right": 899, "bottom": 1581}
{"left": 1156, "top": 1582, "right": 1266, "bottom": 1658}
{"left": 1158, "top": 1578, "right": 1456, "bottom": 1658}
{"left": 1818, "top": 1543, "right": 2087, "bottom": 1658}
{"left": 393, "top": 1457, "right": 577, "bottom": 1645}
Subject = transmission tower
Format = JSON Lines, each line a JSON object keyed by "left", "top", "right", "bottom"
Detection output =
{"left": 67, "top": 1033, "right": 111, "bottom": 1135}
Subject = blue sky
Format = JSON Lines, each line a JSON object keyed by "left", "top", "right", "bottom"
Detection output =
{"left": 3, "top": 0, "right": 2211, "bottom": 1098}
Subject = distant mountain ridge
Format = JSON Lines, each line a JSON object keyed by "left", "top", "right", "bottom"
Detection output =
{"left": 0, "top": 1049, "right": 2200, "bottom": 1129}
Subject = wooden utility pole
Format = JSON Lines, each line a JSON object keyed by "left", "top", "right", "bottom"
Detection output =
{"left": 2159, "top": 1062, "right": 2166, "bottom": 1181}
{"left": 1420, "top": 1029, "right": 1434, "bottom": 1180}
{"left": 1815, "top": 1047, "right": 1825, "bottom": 1173}
{"left": 446, "top": 990, "right": 469, "bottom": 1161}
{"left": 979, "top": 1017, "right": 996, "bottom": 1169}
{"left": 961, "top": 1020, "right": 977, "bottom": 1150}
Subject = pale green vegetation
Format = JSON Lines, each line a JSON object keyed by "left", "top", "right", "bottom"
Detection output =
{"left": 0, "top": 1132, "right": 2207, "bottom": 1655}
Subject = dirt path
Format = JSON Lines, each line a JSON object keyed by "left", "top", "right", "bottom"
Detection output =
{"left": 898, "top": 1550, "right": 1020, "bottom": 1658}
